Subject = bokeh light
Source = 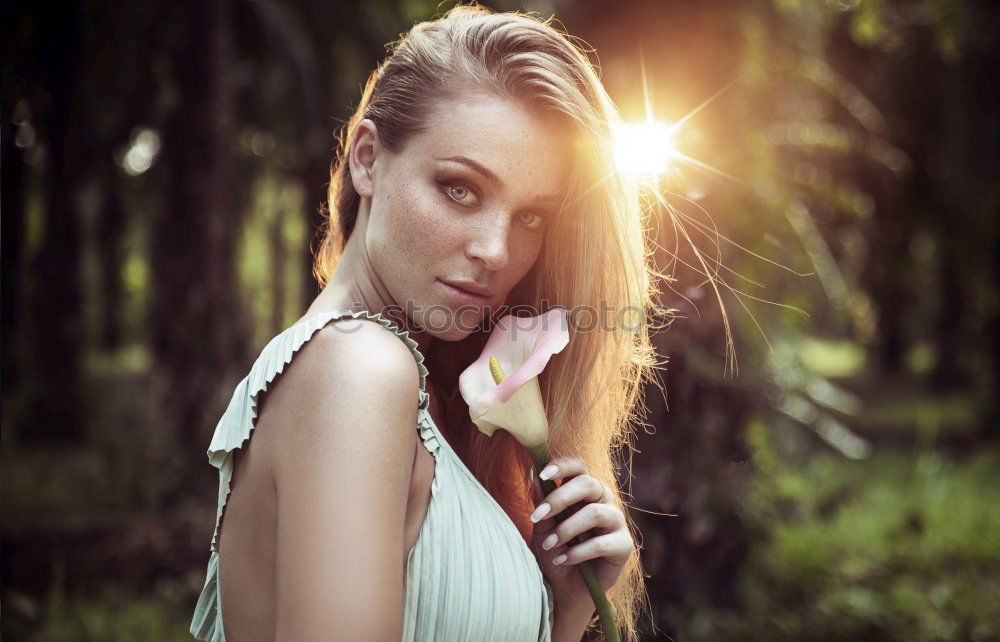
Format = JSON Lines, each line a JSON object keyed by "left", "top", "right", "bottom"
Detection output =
{"left": 118, "top": 127, "right": 161, "bottom": 177}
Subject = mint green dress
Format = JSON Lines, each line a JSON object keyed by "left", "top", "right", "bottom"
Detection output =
{"left": 189, "top": 309, "right": 556, "bottom": 641}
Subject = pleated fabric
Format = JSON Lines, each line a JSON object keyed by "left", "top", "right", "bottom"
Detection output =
{"left": 189, "top": 308, "right": 555, "bottom": 641}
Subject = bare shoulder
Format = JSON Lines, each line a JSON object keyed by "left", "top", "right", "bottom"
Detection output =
{"left": 296, "top": 317, "right": 421, "bottom": 393}
{"left": 262, "top": 317, "right": 422, "bottom": 467}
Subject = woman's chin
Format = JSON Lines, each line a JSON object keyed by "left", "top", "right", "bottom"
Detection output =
{"left": 419, "top": 306, "right": 485, "bottom": 338}
{"left": 432, "top": 326, "right": 475, "bottom": 342}
{"left": 429, "top": 316, "right": 484, "bottom": 341}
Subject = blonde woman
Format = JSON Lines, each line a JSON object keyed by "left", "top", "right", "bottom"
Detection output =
{"left": 191, "top": 4, "right": 660, "bottom": 641}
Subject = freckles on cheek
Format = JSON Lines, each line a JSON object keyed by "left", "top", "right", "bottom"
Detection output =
{"left": 382, "top": 188, "right": 440, "bottom": 267}
{"left": 395, "top": 188, "right": 453, "bottom": 247}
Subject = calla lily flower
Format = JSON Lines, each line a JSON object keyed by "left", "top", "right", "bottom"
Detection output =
{"left": 458, "top": 306, "right": 622, "bottom": 642}
{"left": 458, "top": 307, "right": 570, "bottom": 455}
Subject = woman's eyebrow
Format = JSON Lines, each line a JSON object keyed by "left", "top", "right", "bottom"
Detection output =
{"left": 438, "top": 155, "right": 502, "bottom": 187}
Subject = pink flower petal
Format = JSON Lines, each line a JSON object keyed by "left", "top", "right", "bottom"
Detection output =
{"left": 459, "top": 307, "right": 569, "bottom": 428}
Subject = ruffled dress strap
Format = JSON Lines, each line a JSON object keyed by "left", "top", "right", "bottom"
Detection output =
{"left": 190, "top": 308, "right": 431, "bottom": 641}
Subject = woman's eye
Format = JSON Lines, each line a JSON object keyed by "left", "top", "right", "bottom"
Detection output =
{"left": 517, "top": 211, "right": 545, "bottom": 230}
{"left": 444, "top": 182, "right": 478, "bottom": 206}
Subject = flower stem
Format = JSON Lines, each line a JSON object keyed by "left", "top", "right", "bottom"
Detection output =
{"left": 527, "top": 444, "right": 621, "bottom": 642}
{"left": 487, "top": 356, "right": 619, "bottom": 641}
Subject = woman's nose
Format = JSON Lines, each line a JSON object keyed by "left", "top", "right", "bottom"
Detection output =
{"left": 466, "top": 214, "right": 510, "bottom": 271}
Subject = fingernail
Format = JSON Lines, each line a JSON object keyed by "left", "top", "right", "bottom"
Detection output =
{"left": 542, "top": 533, "right": 558, "bottom": 550}
{"left": 552, "top": 554, "right": 567, "bottom": 565}
{"left": 530, "top": 503, "right": 551, "bottom": 523}
{"left": 539, "top": 465, "right": 558, "bottom": 481}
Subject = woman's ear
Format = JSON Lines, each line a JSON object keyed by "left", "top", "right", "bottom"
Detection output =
{"left": 348, "top": 119, "right": 378, "bottom": 197}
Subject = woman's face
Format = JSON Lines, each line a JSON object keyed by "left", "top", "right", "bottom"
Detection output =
{"left": 355, "top": 91, "right": 572, "bottom": 340}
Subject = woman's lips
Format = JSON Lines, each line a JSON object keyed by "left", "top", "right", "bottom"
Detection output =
{"left": 437, "top": 279, "right": 491, "bottom": 307}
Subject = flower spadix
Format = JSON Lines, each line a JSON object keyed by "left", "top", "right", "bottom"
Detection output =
{"left": 458, "top": 308, "right": 569, "bottom": 450}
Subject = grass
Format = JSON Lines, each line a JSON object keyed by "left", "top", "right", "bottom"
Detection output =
{"left": 729, "top": 421, "right": 1000, "bottom": 641}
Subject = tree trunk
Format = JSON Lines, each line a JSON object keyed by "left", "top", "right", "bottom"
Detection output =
{"left": 1, "top": 102, "right": 26, "bottom": 390}
{"left": 151, "top": 2, "right": 248, "bottom": 453}
{"left": 25, "top": 0, "right": 85, "bottom": 444}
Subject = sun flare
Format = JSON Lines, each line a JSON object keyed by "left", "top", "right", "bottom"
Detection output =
{"left": 612, "top": 120, "right": 677, "bottom": 179}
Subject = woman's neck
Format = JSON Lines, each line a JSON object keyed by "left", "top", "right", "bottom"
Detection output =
{"left": 305, "top": 218, "right": 434, "bottom": 356}
{"left": 304, "top": 282, "right": 433, "bottom": 357}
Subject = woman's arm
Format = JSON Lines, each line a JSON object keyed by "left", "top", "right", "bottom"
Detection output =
{"left": 269, "top": 321, "right": 421, "bottom": 641}
{"left": 552, "top": 599, "right": 597, "bottom": 642}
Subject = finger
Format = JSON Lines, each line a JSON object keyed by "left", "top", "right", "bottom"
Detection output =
{"left": 538, "top": 503, "right": 624, "bottom": 553}
{"left": 530, "top": 470, "right": 545, "bottom": 504}
{"left": 529, "top": 475, "right": 558, "bottom": 539}
{"left": 556, "top": 532, "right": 632, "bottom": 567}
{"left": 536, "top": 539, "right": 568, "bottom": 564}
{"left": 531, "top": 474, "right": 604, "bottom": 523}
{"left": 537, "top": 456, "right": 587, "bottom": 483}
{"left": 531, "top": 512, "right": 557, "bottom": 542}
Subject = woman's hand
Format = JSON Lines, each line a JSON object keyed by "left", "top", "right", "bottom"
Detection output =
{"left": 528, "top": 456, "right": 633, "bottom": 610}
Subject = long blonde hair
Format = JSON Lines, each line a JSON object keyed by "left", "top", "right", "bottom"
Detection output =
{"left": 312, "top": 4, "right": 667, "bottom": 640}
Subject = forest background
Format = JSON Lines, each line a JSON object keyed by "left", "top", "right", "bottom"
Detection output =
{"left": 2, "top": 0, "right": 997, "bottom": 640}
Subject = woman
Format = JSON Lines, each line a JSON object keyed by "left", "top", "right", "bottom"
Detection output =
{"left": 191, "top": 5, "right": 661, "bottom": 641}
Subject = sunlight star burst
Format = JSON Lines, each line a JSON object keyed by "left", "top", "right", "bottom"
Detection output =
{"left": 612, "top": 120, "right": 676, "bottom": 179}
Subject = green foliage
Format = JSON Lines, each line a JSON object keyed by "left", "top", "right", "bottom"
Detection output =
{"left": 850, "top": 0, "right": 891, "bottom": 48}
{"left": 797, "top": 337, "right": 867, "bottom": 378}
{"left": 731, "top": 422, "right": 1000, "bottom": 641}
{"left": 119, "top": 213, "right": 151, "bottom": 342}
{"left": 237, "top": 170, "right": 308, "bottom": 347}
{"left": 7, "top": 584, "right": 193, "bottom": 642}
{"left": 1, "top": 368, "right": 176, "bottom": 517}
